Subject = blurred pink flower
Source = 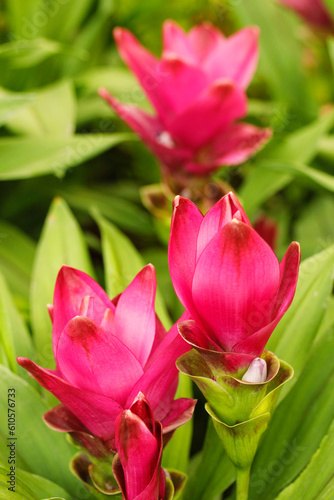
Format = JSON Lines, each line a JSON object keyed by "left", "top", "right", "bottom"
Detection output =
{"left": 100, "top": 21, "right": 271, "bottom": 179}
{"left": 278, "top": 0, "right": 334, "bottom": 33}
{"left": 168, "top": 193, "right": 300, "bottom": 371}
{"left": 113, "top": 393, "right": 165, "bottom": 500}
{"left": 18, "top": 265, "right": 195, "bottom": 453}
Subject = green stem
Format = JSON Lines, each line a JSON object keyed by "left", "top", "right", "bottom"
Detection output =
{"left": 236, "top": 467, "right": 250, "bottom": 500}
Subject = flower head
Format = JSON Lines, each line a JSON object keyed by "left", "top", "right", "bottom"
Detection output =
{"left": 100, "top": 21, "right": 271, "bottom": 180}
{"left": 168, "top": 193, "right": 300, "bottom": 371}
{"left": 113, "top": 393, "right": 166, "bottom": 500}
{"left": 278, "top": 0, "right": 334, "bottom": 34}
{"left": 18, "top": 265, "right": 195, "bottom": 453}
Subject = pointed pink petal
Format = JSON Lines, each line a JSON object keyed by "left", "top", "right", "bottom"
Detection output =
{"left": 115, "top": 410, "right": 160, "bottom": 500}
{"left": 114, "top": 27, "right": 207, "bottom": 124}
{"left": 196, "top": 192, "right": 251, "bottom": 259}
{"left": 52, "top": 266, "right": 114, "bottom": 357}
{"left": 149, "top": 315, "right": 167, "bottom": 360}
{"left": 47, "top": 304, "right": 54, "bottom": 323}
{"left": 163, "top": 20, "right": 195, "bottom": 62}
{"left": 192, "top": 220, "right": 281, "bottom": 351}
{"left": 125, "top": 333, "right": 191, "bottom": 423}
{"left": 232, "top": 242, "right": 300, "bottom": 355}
{"left": 168, "top": 197, "right": 203, "bottom": 316}
{"left": 99, "top": 90, "right": 192, "bottom": 170}
{"left": 204, "top": 27, "right": 260, "bottom": 89}
{"left": 114, "top": 265, "right": 156, "bottom": 367}
{"left": 17, "top": 357, "right": 122, "bottom": 440}
{"left": 56, "top": 317, "right": 143, "bottom": 405}
{"left": 147, "top": 309, "right": 191, "bottom": 367}
{"left": 188, "top": 22, "right": 226, "bottom": 62}
{"left": 167, "top": 81, "right": 247, "bottom": 150}
{"left": 184, "top": 123, "right": 272, "bottom": 174}
{"left": 130, "top": 393, "right": 155, "bottom": 434}
{"left": 208, "top": 123, "right": 272, "bottom": 166}
{"left": 161, "top": 398, "right": 197, "bottom": 434}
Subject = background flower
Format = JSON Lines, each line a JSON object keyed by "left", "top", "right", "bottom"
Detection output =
{"left": 100, "top": 21, "right": 271, "bottom": 179}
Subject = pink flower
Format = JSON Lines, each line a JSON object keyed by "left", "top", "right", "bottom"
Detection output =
{"left": 113, "top": 393, "right": 166, "bottom": 500}
{"left": 18, "top": 265, "right": 195, "bottom": 453}
{"left": 278, "top": 0, "right": 334, "bottom": 33}
{"left": 99, "top": 21, "right": 271, "bottom": 178}
{"left": 168, "top": 193, "right": 300, "bottom": 371}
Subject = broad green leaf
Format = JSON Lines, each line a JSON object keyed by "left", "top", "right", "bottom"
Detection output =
{"left": 318, "top": 134, "right": 334, "bottom": 160}
{"left": 0, "top": 272, "right": 34, "bottom": 380}
{"left": 94, "top": 211, "right": 171, "bottom": 328}
{"left": 0, "top": 220, "right": 35, "bottom": 308}
{"left": 60, "top": 185, "right": 152, "bottom": 236}
{"left": 30, "top": 198, "right": 94, "bottom": 369}
{"left": 262, "top": 159, "right": 334, "bottom": 192}
{"left": 0, "top": 467, "right": 71, "bottom": 500}
{"left": 295, "top": 196, "right": 334, "bottom": 259}
{"left": 0, "top": 38, "right": 62, "bottom": 68}
{"left": 6, "top": 80, "right": 76, "bottom": 137}
{"left": 249, "top": 331, "right": 334, "bottom": 500}
{"left": 182, "top": 420, "right": 235, "bottom": 500}
{"left": 0, "top": 92, "right": 34, "bottom": 126}
{"left": 267, "top": 244, "right": 334, "bottom": 388}
{"left": 5, "top": 0, "right": 43, "bottom": 39}
{"left": 234, "top": 0, "right": 314, "bottom": 118}
{"left": 323, "top": 0, "right": 334, "bottom": 17}
{"left": 0, "top": 466, "right": 37, "bottom": 500}
{"left": 0, "top": 366, "right": 85, "bottom": 498}
{"left": 162, "top": 374, "right": 193, "bottom": 473}
{"left": 240, "top": 110, "right": 334, "bottom": 213}
{"left": 275, "top": 417, "right": 334, "bottom": 499}
{"left": 0, "top": 133, "right": 131, "bottom": 180}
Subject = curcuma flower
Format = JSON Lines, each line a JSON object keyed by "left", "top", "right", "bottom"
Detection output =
{"left": 99, "top": 21, "right": 271, "bottom": 181}
{"left": 168, "top": 192, "right": 300, "bottom": 372}
{"left": 278, "top": 0, "right": 334, "bottom": 34}
{"left": 18, "top": 265, "right": 195, "bottom": 455}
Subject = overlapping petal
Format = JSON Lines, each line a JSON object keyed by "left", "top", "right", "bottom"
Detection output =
{"left": 17, "top": 357, "right": 122, "bottom": 441}
{"left": 56, "top": 317, "right": 144, "bottom": 406}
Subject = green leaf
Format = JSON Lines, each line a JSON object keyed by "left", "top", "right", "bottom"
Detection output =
{"left": 323, "top": 0, "right": 334, "bottom": 18}
{"left": 60, "top": 185, "right": 153, "bottom": 236}
{"left": 0, "top": 91, "right": 34, "bottom": 126}
{"left": 4, "top": 468, "right": 71, "bottom": 499}
{"left": 0, "top": 220, "right": 35, "bottom": 308}
{"left": 182, "top": 420, "right": 236, "bottom": 500}
{"left": 249, "top": 331, "right": 334, "bottom": 499}
{"left": 267, "top": 244, "right": 334, "bottom": 389}
{"left": 94, "top": 210, "right": 171, "bottom": 328}
{"left": 240, "top": 110, "right": 334, "bottom": 212}
{"left": 6, "top": 80, "right": 76, "bottom": 137}
{"left": 0, "top": 133, "right": 131, "bottom": 180}
{"left": 162, "top": 374, "right": 193, "bottom": 473}
{"left": 30, "top": 198, "right": 94, "bottom": 369}
{"left": 0, "top": 366, "right": 85, "bottom": 498}
{"left": 0, "top": 272, "right": 34, "bottom": 380}
{"left": 0, "top": 38, "right": 63, "bottom": 68}
{"left": 261, "top": 159, "right": 334, "bottom": 192}
{"left": 275, "top": 417, "right": 334, "bottom": 499}
{"left": 234, "top": 0, "right": 315, "bottom": 119}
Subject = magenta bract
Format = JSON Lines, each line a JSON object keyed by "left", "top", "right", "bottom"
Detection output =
{"left": 113, "top": 393, "right": 165, "bottom": 500}
{"left": 99, "top": 21, "right": 271, "bottom": 177}
{"left": 168, "top": 193, "right": 300, "bottom": 369}
{"left": 18, "top": 265, "right": 195, "bottom": 451}
{"left": 278, "top": 0, "right": 334, "bottom": 33}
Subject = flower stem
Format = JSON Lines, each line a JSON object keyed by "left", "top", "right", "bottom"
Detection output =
{"left": 236, "top": 467, "right": 250, "bottom": 500}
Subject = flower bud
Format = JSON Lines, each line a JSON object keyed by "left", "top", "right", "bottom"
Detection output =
{"left": 242, "top": 358, "right": 267, "bottom": 383}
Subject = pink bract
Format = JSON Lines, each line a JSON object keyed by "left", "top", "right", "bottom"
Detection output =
{"left": 99, "top": 21, "right": 271, "bottom": 178}
{"left": 278, "top": 0, "right": 334, "bottom": 33}
{"left": 113, "top": 393, "right": 165, "bottom": 500}
{"left": 18, "top": 265, "right": 195, "bottom": 451}
{"left": 168, "top": 193, "right": 300, "bottom": 369}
